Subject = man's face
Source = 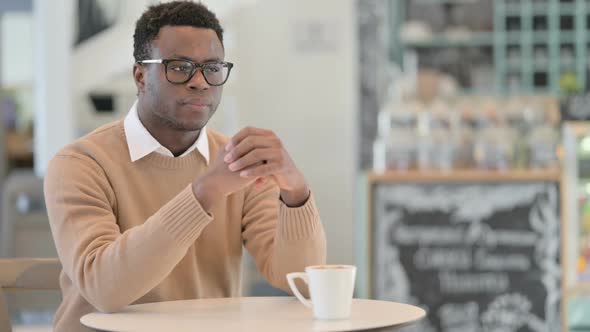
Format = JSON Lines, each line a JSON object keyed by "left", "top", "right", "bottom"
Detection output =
{"left": 135, "top": 26, "right": 225, "bottom": 131}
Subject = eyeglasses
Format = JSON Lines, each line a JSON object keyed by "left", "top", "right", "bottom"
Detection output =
{"left": 137, "top": 59, "right": 234, "bottom": 86}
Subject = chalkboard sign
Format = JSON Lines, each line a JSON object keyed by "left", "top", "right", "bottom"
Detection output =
{"left": 371, "top": 180, "right": 561, "bottom": 332}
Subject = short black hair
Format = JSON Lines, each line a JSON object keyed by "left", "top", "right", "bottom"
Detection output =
{"left": 133, "top": 1, "right": 224, "bottom": 62}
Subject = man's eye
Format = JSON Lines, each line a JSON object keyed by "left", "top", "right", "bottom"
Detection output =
{"left": 171, "top": 65, "right": 192, "bottom": 73}
{"left": 204, "top": 65, "right": 222, "bottom": 73}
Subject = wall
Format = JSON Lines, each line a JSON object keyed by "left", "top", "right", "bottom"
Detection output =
{"left": 222, "top": 0, "right": 358, "bottom": 265}
{"left": 1, "top": 13, "right": 33, "bottom": 86}
{"left": 33, "top": 0, "right": 76, "bottom": 175}
{"left": 0, "top": 12, "right": 35, "bottom": 134}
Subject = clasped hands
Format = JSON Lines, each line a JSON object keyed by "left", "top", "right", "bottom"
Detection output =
{"left": 193, "top": 127, "right": 310, "bottom": 211}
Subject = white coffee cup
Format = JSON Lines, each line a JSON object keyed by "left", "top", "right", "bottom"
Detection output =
{"left": 286, "top": 265, "right": 356, "bottom": 320}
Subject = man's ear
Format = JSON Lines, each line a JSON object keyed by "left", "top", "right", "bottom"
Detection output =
{"left": 133, "top": 63, "right": 146, "bottom": 95}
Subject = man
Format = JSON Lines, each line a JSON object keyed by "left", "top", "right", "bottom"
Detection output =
{"left": 44, "top": 1, "right": 326, "bottom": 331}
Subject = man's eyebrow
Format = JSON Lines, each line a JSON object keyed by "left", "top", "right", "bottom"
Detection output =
{"left": 171, "top": 54, "right": 222, "bottom": 62}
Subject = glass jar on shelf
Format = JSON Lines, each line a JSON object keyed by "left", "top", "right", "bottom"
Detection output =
{"left": 527, "top": 125, "right": 559, "bottom": 169}
{"left": 474, "top": 126, "right": 517, "bottom": 171}
{"left": 430, "top": 102, "right": 459, "bottom": 171}
{"left": 473, "top": 107, "right": 517, "bottom": 171}
{"left": 373, "top": 109, "right": 417, "bottom": 172}
{"left": 416, "top": 111, "right": 434, "bottom": 171}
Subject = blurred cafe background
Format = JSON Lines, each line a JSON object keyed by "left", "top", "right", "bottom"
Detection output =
{"left": 4, "top": 0, "right": 590, "bottom": 331}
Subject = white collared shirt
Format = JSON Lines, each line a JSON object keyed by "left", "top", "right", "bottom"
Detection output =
{"left": 123, "top": 101, "right": 210, "bottom": 163}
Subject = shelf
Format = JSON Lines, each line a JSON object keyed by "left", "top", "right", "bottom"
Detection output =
{"left": 457, "top": 88, "right": 503, "bottom": 96}
{"left": 506, "top": 61, "right": 552, "bottom": 73}
{"left": 559, "top": 32, "right": 577, "bottom": 43}
{"left": 559, "top": 3, "right": 578, "bottom": 15}
{"left": 533, "top": 63, "right": 550, "bottom": 71}
{"left": 507, "top": 62, "right": 524, "bottom": 71}
{"left": 367, "top": 169, "right": 562, "bottom": 183}
{"left": 505, "top": 3, "right": 552, "bottom": 15}
{"left": 532, "top": 32, "right": 550, "bottom": 43}
{"left": 504, "top": 33, "right": 574, "bottom": 44}
{"left": 561, "top": 62, "right": 577, "bottom": 70}
{"left": 395, "top": 0, "right": 590, "bottom": 95}
{"left": 402, "top": 32, "right": 494, "bottom": 48}
{"left": 0, "top": 83, "right": 33, "bottom": 90}
{"left": 14, "top": 214, "right": 50, "bottom": 227}
{"left": 507, "top": 33, "right": 523, "bottom": 44}
{"left": 531, "top": 87, "right": 552, "bottom": 94}
{"left": 412, "top": 0, "right": 481, "bottom": 3}
{"left": 532, "top": 3, "right": 549, "bottom": 15}
{"left": 565, "top": 282, "right": 590, "bottom": 297}
{"left": 504, "top": 3, "right": 522, "bottom": 15}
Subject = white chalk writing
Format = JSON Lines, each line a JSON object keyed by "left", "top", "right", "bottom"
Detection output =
{"left": 394, "top": 225, "right": 465, "bottom": 246}
{"left": 438, "top": 302, "right": 479, "bottom": 331}
{"left": 439, "top": 272, "right": 509, "bottom": 294}
{"left": 414, "top": 248, "right": 472, "bottom": 270}
{"left": 475, "top": 249, "right": 531, "bottom": 271}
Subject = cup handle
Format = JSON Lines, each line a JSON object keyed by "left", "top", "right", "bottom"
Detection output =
{"left": 286, "top": 272, "right": 312, "bottom": 308}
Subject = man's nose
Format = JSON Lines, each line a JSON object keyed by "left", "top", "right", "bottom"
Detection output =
{"left": 187, "top": 69, "right": 210, "bottom": 90}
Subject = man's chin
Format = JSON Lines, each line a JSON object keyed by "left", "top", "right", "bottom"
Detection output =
{"left": 176, "top": 121, "right": 208, "bottom": 132}
{"left": 167, "top": 110, "right": 213, "bottom": 131}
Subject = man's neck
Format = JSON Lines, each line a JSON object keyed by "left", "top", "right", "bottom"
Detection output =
{"left": 137, "top": 104, "right": 200, "bottom": 156}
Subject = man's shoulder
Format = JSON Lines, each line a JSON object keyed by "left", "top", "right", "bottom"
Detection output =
{"left": 52, "top": 120, "right": 126, "bottom": 163}
{"left": 206, "top": 127, "right": 230, "bottom": 146}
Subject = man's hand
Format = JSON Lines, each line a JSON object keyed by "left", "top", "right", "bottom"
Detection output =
{"left": 192, "top": 147, "right": 258, "bottom": 212}
{"left": 224, "top": 127, "right": 310, "bottom": 207}
{"left": 192, "top": 127, "right": 310, "bottom": 212}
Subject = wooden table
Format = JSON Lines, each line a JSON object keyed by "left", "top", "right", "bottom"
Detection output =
{"left": 81, "top": 297, "right": 426, "bottom": 332}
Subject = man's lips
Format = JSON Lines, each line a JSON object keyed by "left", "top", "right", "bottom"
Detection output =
{"left": 182, "top": 100, "right": 210, "bottom": 107}
{"left": 181, "top": 100, "right": 211, "bottom": 110}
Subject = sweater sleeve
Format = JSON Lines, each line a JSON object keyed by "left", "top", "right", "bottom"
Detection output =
{"left": 44, "top": 154, "right": 212, "bottom": 312}
{"left": 241, "top": 181, "right": 327, "bottom": 293}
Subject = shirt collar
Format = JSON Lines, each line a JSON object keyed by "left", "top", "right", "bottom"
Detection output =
{"left": 123, "top": 100, "right": 209, "bottom": 163}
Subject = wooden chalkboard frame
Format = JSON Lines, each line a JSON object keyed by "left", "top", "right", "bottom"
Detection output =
{"left": 364, "top": 169, "right": 564, "bottom": 331}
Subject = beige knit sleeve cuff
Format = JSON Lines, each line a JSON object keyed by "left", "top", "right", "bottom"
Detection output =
{"left": 155, "top": 184, "right": 213, "bottom": 247}
{"left": 277, "top": 192, "right": 323, "bottom": 240}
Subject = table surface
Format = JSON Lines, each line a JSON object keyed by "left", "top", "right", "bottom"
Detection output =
{"left": 81, "top": 297, "right": 426, "bottom": 332}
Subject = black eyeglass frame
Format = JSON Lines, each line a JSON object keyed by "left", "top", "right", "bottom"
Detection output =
{"left": 136, "top": 59, "right": 234, "bottom": 86}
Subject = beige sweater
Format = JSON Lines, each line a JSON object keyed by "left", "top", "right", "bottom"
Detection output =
{"left": 44, "top": 120, "right": 326, "bottom": 332}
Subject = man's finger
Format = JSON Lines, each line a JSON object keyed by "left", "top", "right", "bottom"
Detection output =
{"left": 224, "top": 136, "right": 275, "bottom": 163}
{"left": 239, "top": 162, "right": 279, "bottom": 178}
{"left": 225, "top": 126, "right": 274, "bottom": 151}
{"left": 228, "top": 148, "right": 277, "bottom": 172}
